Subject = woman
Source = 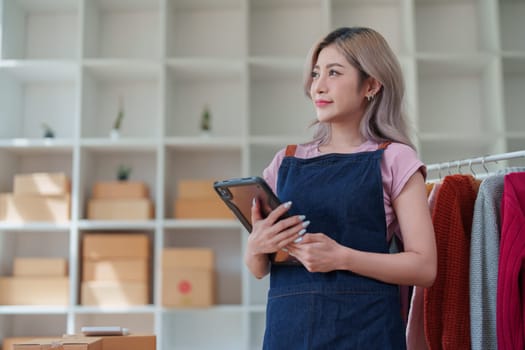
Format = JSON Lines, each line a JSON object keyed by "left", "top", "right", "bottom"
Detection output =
{"left": 244, "top": 27, "right": 437, "bottom": 349}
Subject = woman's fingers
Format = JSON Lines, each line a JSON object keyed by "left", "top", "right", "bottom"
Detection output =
{"left": 265, "top": 201, "right": 292, "bottom": 224}
{"left": 272, "top": 219, "right": 310, "bottom": 248}
{"left": 250, "top": 197, "right": 263, "bottom": 223}
{"left": 250, "top": 198, "right": 311, "bottom": 253}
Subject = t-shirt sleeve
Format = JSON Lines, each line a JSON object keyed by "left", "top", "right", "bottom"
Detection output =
{"left": 383, "top": 143, "right": 426, "bottom": 202}
{"left": 262, "top": 148, "right": 287, "bottom": 193}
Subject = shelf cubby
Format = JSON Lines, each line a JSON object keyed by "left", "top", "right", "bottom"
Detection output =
{"left": 499, "top": 0, "right": 525, "bottom": 53}
{"left": 0, "top": 148, "right": 73, "bottom": 193}
{"left": 82, "top": 0, "right": 161, "bottom": 59}
{"left": 249, "top": 60, "right": 314, "bottom": 138}
{"left": 0, "top": 62, "right": 78, "bottom": 140}
{"left": 161, "top": 311, "right": 245, "bottom": 350}
{"left": 165, "top": 60, "right": 245, "bottom": 138}
{"left": 331, "top": 0, "right": 406, "bottom": 55}
{"left": 415, "top": 0, "right": 488, "bottom": 54}
{"left": 416, "top": 56, "right": 503, "bottom": 139}
{"left": 164, "top": 146, "right": 242, "bottom": 218}
{"left": 1, "top": 0, "right": 80, "bottom": 60}
{"left": 166, "top": 0, "right": 245, "bottom": 58}
{"left": 502, "top": 57, "right": 525, "bottom": 134}
{"left": 77, "top": 147, "right": 157, "bottom": 220}
{"left": 164, "top": 227, "right": 242, "bottom": 305}
{"left": 0, "top": 314, "right": 67, "bottom": 339}
{"left": 80, "top": 61, "right": 160, "bottom": 139}
{"left": 249, "top": 0, "right": 324, "bottom": 57}
{"left": 74, "top": 312, "right": 155, "bottom": 333}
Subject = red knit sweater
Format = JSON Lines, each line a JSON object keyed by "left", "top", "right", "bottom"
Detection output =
{"left": 497, "top": 172, "right": 525, "bottom": 349}
{"left": 424, "top": 175, "right": 479, "bottom": 349}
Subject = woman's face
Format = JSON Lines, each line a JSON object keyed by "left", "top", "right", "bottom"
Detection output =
{"left": 310, "top": 44, "right": 368, "bottom": 124}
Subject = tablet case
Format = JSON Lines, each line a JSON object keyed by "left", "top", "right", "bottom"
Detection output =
{"left": 213, "top": 176, "right": 299, "bottom": 265}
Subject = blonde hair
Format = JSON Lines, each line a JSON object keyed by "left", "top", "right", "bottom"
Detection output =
{"left": 304, "top": 27, "right": 415, "bottom": 149}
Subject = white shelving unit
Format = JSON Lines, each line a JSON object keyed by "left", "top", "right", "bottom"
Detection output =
{"left": 0, "top": 0, "right": 524, "bottom": 348}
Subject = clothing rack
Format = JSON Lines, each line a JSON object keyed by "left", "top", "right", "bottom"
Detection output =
{"left": 426, "top": 149, "right": 525, "bottom": 181}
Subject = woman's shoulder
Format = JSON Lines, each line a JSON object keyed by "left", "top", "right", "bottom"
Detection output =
{"left": 383, "top": 141, "right": 419, "bottom": 159}
{"left": 279, "top": 142, "right": 319, "bottom": 159}
{"left": 361, "top": 139, "right": 424, "bottom": 173}
{"left": 359, "top": 140, "right": 419, "bottom": 159}
{"left": 383, "top": 141, "right": 426, "bottom": 182}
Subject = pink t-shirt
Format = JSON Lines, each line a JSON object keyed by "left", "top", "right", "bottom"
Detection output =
{"left": 262, "top": 140, "right": 426, "bottom": 241}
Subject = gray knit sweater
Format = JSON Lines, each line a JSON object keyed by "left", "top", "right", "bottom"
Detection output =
{"left": 470, "top": 168, "right": 525, "bottom": 350}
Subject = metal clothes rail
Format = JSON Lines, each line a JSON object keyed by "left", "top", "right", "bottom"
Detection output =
{"left": 426, "top": 149, "right": 525, "bottom": 180}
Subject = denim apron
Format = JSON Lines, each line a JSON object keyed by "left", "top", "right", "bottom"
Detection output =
{"left": 262, "top": 143, "right": 406, "bottom": 350}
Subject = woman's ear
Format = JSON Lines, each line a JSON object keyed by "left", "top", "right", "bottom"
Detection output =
{"left": 365, "top": 77, "right": 382, "bottom": 98}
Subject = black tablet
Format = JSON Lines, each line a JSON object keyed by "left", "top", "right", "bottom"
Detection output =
{"left": 213, "top": 176, "right": 283, "bottom": 232}
{"left": 213, "top": 176, "right": 299, "bottom": 265}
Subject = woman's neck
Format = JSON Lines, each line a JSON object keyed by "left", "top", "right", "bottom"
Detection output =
{"left": 318, "top": 138, "right": 367, "bottom": 154}
{"left": 318, "top": 124, "right": 365, "bottom": 153}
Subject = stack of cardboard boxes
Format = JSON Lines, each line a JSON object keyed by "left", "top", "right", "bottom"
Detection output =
{"left": 0, "top": 257, "right": 69, "bottom": 305}
{"left": 87, "top": 181, "right": 153, "bottom": 220}
{"left": 81, "top": 233, "right": 150, "bottom": 306}
{"left": 0, "top": 172, "right": 70, "bottom": 222}
{"left": 173, "top": 179, "right": 233, "bottom": 219}
{"left": 162, "top": 248, "right": 215, "bottom": 308}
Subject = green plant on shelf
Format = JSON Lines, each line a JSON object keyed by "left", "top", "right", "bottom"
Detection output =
{"left": 113, "top": 96, "right": 125, "bottom": 130}
{"left": 41, "top": 123, "right": 55, "bottom": 138}
{"left": 110, "top": 96, "right": 125, "bottom": 139}
{"left": 117, "top": 165, "right": 132, "bottom": 181}
{"left": 201, "top": 105, "right": 211, "bottom": 134}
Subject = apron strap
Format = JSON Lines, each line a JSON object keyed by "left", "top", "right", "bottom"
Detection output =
{"left": 286, "top": 142, "right": 389, "bottom": 155}
{"left": 378, "top": 141, "right": 391, "bottom": 150}
{"left": 285, "top": 144, "right": 298, "bottom": 157}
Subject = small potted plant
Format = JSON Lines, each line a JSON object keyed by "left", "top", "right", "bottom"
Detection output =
{"left": 41, "top": 123, "right": 55, "bottom": 138}
{"left": 117, "top": 164, "right": 132, "bottom": 181}
{"left": 200, "top": 105, "right": 211, "bottom": 136}
{"left": 110, "top": 96, "right": 124, "bottom": 139}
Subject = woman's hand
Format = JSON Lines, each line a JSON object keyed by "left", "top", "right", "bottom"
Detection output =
{"left": 248, "top": 199, "right": 308, "bottom": 256}
{"left": 244, "top": 198, "right": 309, "bottom": 279}
{"left": 287, "top": 233, "right": 346, "bottom": 273}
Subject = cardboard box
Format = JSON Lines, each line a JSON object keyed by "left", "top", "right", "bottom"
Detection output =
{"left": 173, "top": 198, "right": 233, "bottom": 219}
{"left": 9, "top": 335, "right": 156, "bottom": 350}
{"left": 83, "top": 259, "right": 149, "bottom": 282}
{"left": 81, "top": 281, "right": 149, "bottom": 306}
{"left": 14, "top": 173, "right": 70, "bottom": 196}
{"left": 162, "top": 269, "right": 214, "bottom": 307}
{"left": 162, "top": 248, "right": 214, "bottom": 269}
{"left": 177, "top": 179, "right": 217, "bottom": 199}
{"left": 0, "top": 194, "right": 70, "bottom": 223}
{"left": 83, "top": 234, "right": 150, "bottom": 260}
{"left": 100, "top": 334, "right": 156, "bottom": 350}
{"left": 0, "top": 277, "right": 69, "bottom": 305}
{"left": 162, "top": 248, "right": 215, "bottom": 307}
{"left": 3, "top": 337, "right": 32, "bottom": 350}
{"left": 13, "top": 258, "right": 68, "bottom": 277}
{"left": 3, "top": 338, "right": 56, "bottom": 350}
{"left": 14, "top": 337, "right": 101, "bottom": 350}
{"left": 92, "top": 181, "right": 149, "bottom": 199}
{"left": 87, "top": 199, "right": 153, "bottom": 220}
